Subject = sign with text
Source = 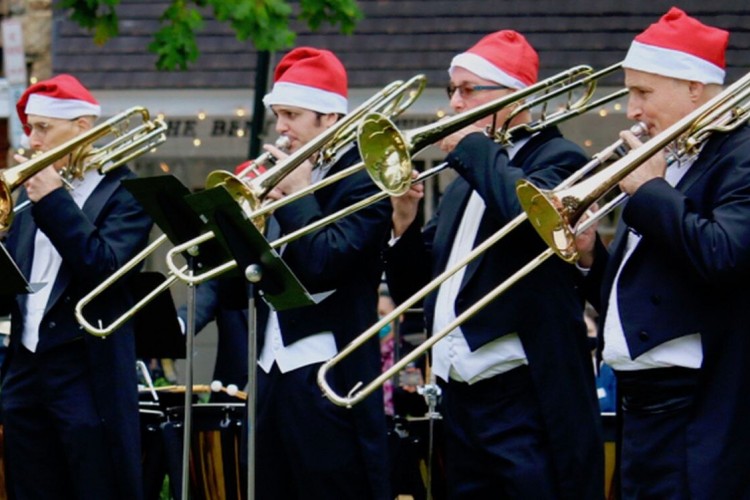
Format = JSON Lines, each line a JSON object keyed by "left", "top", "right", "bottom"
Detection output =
{"left": 2, "top": 18, "right": 27, "bottom": 85}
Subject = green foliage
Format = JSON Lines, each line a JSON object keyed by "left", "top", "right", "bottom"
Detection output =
{"left": 59, "top": 0, "right": 121, "bottom": 44}
{"left": 300, "top": 0, "right": 362, "bottom": 33}
{"left": 59, "top": 0, "right": 363, "bottom": 70}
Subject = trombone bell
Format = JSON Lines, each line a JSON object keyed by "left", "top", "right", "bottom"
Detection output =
{"left": 358, "top": 113, "right": 413, "bottom": 196}
{"left": 0, "top": 183, "right": 13, "bottom": 230}
{"left": 516, "top": 182, "right": 581, "bottom": 263}
{"left": 204, "top": 170, "right": 265, "bottom": 230}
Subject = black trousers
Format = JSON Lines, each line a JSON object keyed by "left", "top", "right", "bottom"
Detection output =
{"left": 1, "top": 342, "right": 118, "bottom": 500}
{"left": 441, "top": 365, "right": 559, "bottom": 499}
{"left": 251, "top": 363, "right": 376, "bottom": 500}
{"left": 616, "top": 367, "right": 700, "bottom": 500}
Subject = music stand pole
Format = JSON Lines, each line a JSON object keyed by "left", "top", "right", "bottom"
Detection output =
{"left": 419, "top": 360, "right": 441, "bottom": 500}
{"left": 180, "top": 261, "right": 197, "bottom": 500}
{"left": 246, "top": 290, "right": 258, "bottom": 500}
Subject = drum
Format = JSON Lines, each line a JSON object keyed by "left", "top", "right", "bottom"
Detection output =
{"left": 388, "top": 415, "right": 447, "bottom": 500}
{"left": 161, "top": 403, "right": 246, "bottom": 500}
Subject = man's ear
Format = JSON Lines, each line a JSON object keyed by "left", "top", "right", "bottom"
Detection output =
{"left": 74, "top": 115, "right": 95, "bottom": 132}
{"left": 687, "top": 81, "right": 705, "bottom": 103}
{"left": 321, "top": 113, "right": 339, "bottom": 128}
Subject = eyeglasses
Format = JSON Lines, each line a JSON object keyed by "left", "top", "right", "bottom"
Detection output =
{"left": 446, "top": 83, "right": 509, "bottom": 99}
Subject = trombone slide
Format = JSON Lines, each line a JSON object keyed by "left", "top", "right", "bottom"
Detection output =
{"left": 316, "top": 124, "right": 648, "bottom": 407}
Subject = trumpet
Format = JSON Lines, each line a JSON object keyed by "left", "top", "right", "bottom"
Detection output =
{"left": 0, "top": 106, "right": 166, "bottom": 231}
{"left": 75, "top": 77, "right": 427, "bottom": 337}
{"left": 205, "top": 135, "right": 292, "bottom": 228}
{"left": 317, "top": 69, "right": 750, "bottom": 408}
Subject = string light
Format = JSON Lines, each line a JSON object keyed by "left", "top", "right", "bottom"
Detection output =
{"left": 236, "top": 129, "right": 245, "bottom": 137}
{"left": 235, "top": 108, "right": 246, "bottom": 117}
{"left": 599, "top": 109, "right": 608, "bottom": 117}
{"left": 197, "top": 111, "right": 206, "bottom": 120}
{"left": 159, "top": 162, "right": 170, "bottom": 172}
{"left": 436, "top": 109, "right": 446, "bottom": 118}
{"left": 193, "top": 139, "right": 201, "bottom": 147}
{"left": 614, "top": 103, "right": 622, "bottom": 111}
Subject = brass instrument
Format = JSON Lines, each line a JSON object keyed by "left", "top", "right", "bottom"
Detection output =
{"left": 161, "top": 75, "right": 428, "bottom": 286}
{"left": 517, "top": 69, "right": 750, "bottom": 262}
{"left": 75, "top": 77, "right": 427, "bottom": 337}
{"left": 317, "top": 70, "right": 750, "bottom": 408}
{"left": 204, "top": 135, "right": 292, "bottom": 229}
{"left": 357, "top": 64, "right": 621, "bottom": 196}
{"left": 164, "top": 64, "right": 624, "bottom": 287}
{"left": 316, "top": 126, "right": 644, "bottom": 407}
{"left": 0, "top": 106, "right": 166, "bottom": 230}
{"left": 205, "top": 74, "right": 426, "bottom": 232}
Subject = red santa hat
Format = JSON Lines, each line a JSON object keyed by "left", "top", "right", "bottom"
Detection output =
{"left": 233, "top": 160, "right": 266, "bottom": 177}
{"left": 263, "top": 47, "right": 348, "bottom": 114}
{"left": 623, "top": 7, "right": 729, "bottom": 84}
{"left": 449, "top": 30, "right": 539, "bottom": 89}
{"left": 16, "top": 74, "right": 101, "bottom": 135}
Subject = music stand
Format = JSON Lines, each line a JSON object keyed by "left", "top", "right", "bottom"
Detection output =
{"left": 122, "top": 175, "right": 236, "bottom": 500}
{"left": 183, "top": 187, "right": 314, "bottom": 311}
{"left": 121, "top": 176, "right": 237, "bottom": 275}
{"left": 184, "top": 186, "right": 316, "bottom": 500}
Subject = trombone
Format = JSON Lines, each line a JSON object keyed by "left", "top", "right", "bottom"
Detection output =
{"left": 317, "top": 69, "right": 750, "bottom": 408}
{"left": 357, "top": 63, "right": 621, "bottom": 196}
{"left": 316, "top": 125, "right": 644, "bottom": 408}
{"left": 0, "top": 106, "right": 166, "bottom": 230}
{"left": 75, "top": 77, "right": 427, "bottom": 337}
{"left": 517, "top": 68, "right": 750, "bottom": 262}
{"left": 77, "top": 64, "right": 620, "bottom": 337}
{"left": 165, "top": 64, "right": 625, "bottom": 286}
{"left": 204, "top": 74, "right": 427, "bottom": 232}
{"left": 160, "top": 75, "right": 428, "bottom": 286}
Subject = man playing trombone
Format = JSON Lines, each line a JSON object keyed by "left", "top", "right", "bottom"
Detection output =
{"left": 384, "top": 31, "right": 603, "bottom": 499}
{"left": 251, "top": 47, "right": 392, "bottom": 499}
{"left": 575, "top": 8, "right": 750, "bottom": 498}
{"left": 0, "top": 75, "right": 151, "bottom": 499}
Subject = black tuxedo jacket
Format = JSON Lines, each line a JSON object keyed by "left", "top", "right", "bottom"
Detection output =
{"left": 0, "top": 167, "right": 152, "bottom": 500}
{"left": 255, "top": 145, "right": 393, "bottom": 499}
{"left": 385, "top": 127, "right": 603, "bottom": 499}
{"left": 582, "top": 124, "right": 750, "bottom": 498}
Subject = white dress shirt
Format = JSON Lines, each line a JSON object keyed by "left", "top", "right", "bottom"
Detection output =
{"left": 258, "top": 145, "right": 354, "bottom": 374}
{"left": 602, "top": 154, "right": 703, "bottom": 370}
{"left": 22, "top": 169, "right": 104, "bottom": 352}
{"left": 431, "top": 138, "right": 530, "bottom": 384}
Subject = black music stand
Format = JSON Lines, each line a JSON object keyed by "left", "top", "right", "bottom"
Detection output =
{"left": 122, "top": 175, "right": 237, "bottom": 500}
{"left": 184, "top": 186, "right": 316, "bottom": 500}
{"left": 183, "top": 186, "right": 314, "bottom": 311}
{"left": 122, "top": 175, "right": 237, "bottom": 277}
